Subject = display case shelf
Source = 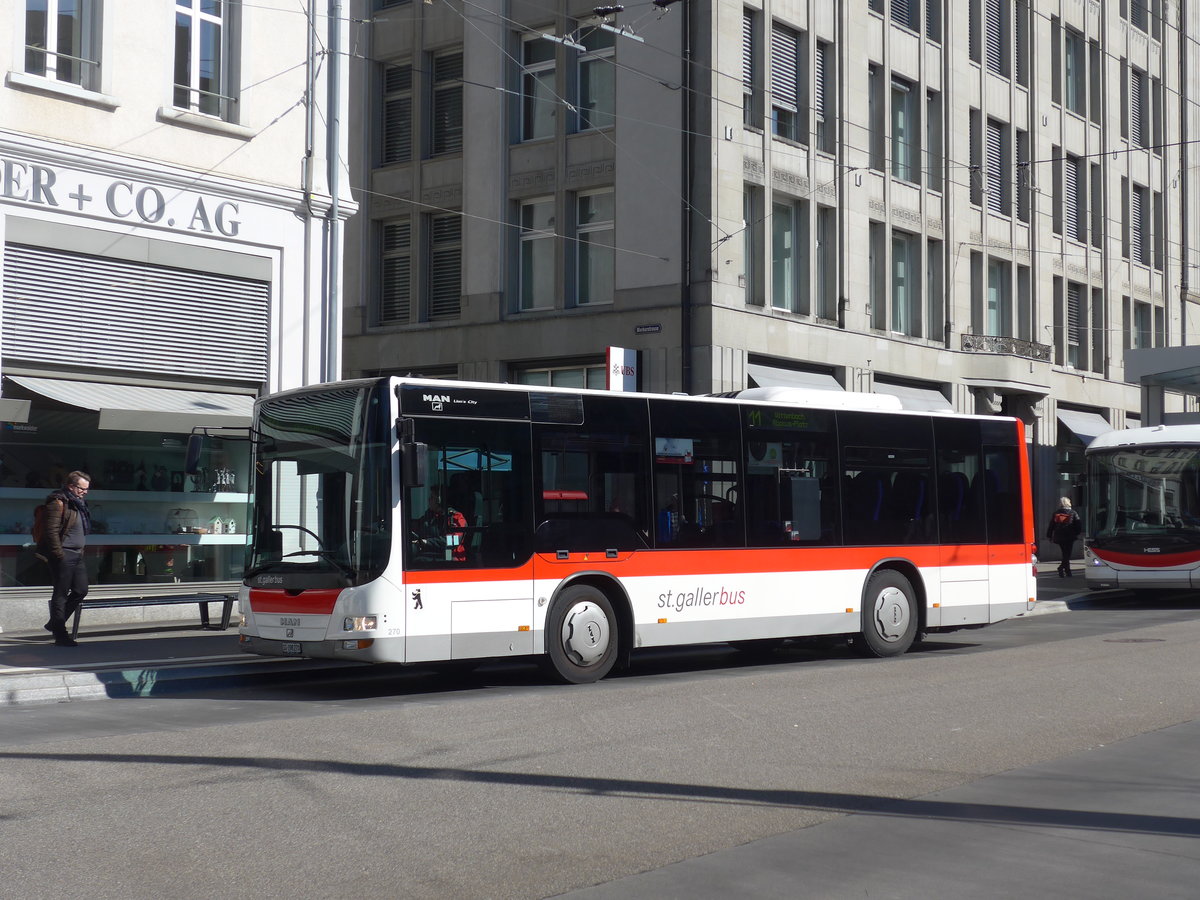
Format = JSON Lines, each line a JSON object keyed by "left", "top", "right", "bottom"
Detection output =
{"left": 0, "top": 533, "right": 248, "bottom": 546}
{"left": 0, "top": 488, "right": 249, "bottom": 504}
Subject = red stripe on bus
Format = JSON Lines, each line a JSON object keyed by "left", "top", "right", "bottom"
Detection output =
{"left": 402, "top": 544, "right": 1028, "bottom": 585}
{"left": 249, "top": 588, "right": 342, "bottom": 613}
{"left": 1090, "top": 547, "right": 1200, "bottom": 568}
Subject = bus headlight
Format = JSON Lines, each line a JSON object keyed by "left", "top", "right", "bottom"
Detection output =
{"left": 343, "top": 616, "right": 378, "bottom": 632}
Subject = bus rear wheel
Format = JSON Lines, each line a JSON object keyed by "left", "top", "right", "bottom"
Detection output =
{"left": 858, "top": 570, "right": 917, "bottom": 658}
{"left": 545, "top": 585, "right": 618, "bottom": 684}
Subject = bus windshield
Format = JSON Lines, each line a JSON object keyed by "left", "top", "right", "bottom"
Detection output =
{"left": 1087, "top": 446, "right": 1200, "bottom": 549}
{"left": 247, "top": 381, "right": 392, "bottom": 586}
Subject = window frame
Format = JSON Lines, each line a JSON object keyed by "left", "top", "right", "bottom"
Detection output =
{"left": 430, "top": 49, "right": 464, "bottom": 157}
{"left": 173, "top": 0, "right": 239, "bottom": 121}
{"left": 577, "top": 28, "right": 615, "bottom": 131}
{"left": 518, "top": 196, "right": 557, "bottom": 312}
{"left": 520, "top": 34, "right": 556, "bottom": 142}
{"left": 24, "top": 0, "right": 103, "bottom": 92}
{"left": 377, "top": 218, "right": 413, "bottom": 326}
{"left": 575, "top": 188, "right": 615, "bottom": 306}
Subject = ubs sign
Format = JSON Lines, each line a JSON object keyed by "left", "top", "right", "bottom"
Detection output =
{"left": 1, "top": 156, "right": 241, "bottom": 237}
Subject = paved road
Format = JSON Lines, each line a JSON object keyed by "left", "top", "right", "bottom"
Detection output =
{"left": 1, "top": 592, "right": 1198, "bottom": 899}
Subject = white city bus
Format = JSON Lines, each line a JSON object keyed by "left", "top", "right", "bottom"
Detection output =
{"left": 235, "top": 378, "right": 1036, "bottom": 682}
{"left": 1084, "top": 424, "right": 1200, "bottom": 591}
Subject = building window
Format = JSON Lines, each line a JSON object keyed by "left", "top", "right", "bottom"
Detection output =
{"left": 816, "top": 205, "right": 836, "bottom": 320}
{"left": 892, "top": 0, "right": 919, "bottom": 33}
{"left": 1016, "top": 129, "right": 1030, "bottom": 223}
{"left": 892, "top": 230, "right": 920, "bottom": 337}
{"left": 969, "top": 108, "right": 982, "bottom": 206}
{"left": 521, "top": 36, "right": 555, "bottom": 141}
{"left": 985, "top": 118, "right": 1009, "bottom": 216}
{"left": 742, "top": 9, "right": 760, "bottom": 128}
{"left": 577, "top": 28, "right": 614, "bottom": 130}
{"left": 1090, "top": 162, "right": 1103, "bottom": 249}
{"left": 381, "top": 63, "right": 412, "bottom": 165}
{"left": 1130, "top": 66, "right": 1149, "bottom": 148}
{"left": 968, "top": 0, "right": 980, "bottom": 64}
{"left": 772, "top": 199, "right": 809, "bottom": 314}
{"left": 987, "top": 258, "right": 1011, "bottom": 337}
{"left": 1065, "top": 153, "right": 1085, "bottom": 243}
{"left": 1153, "top": 190, "right": 1164, "bottom": 271}
{"left": 815, "top": 41, "right": 835, "bottom": 153}
{"left": 1064, "top": 28, "right": 1085, "bottom": 116}
{"left": 1132, "top": 184, "right": 1150, "bottom": 266}
{"left": 770, "top": 24, "right": 803, "bottom": 143}
{"left": 891, "top": 76, "right": 918, "bottom": 184}
{"left": 378, "top": 219, "right": 412, "bottom": 325}
{"left": 926, "top": 90, "right": 942, "bottom": 193}
{"left": 927, "top": 239, "right": 943, "bottom": 341}
{"left": 743, "top": 186, "right": 765, "bottom": 306}
{"left": 1066, "top": 281, "right": 1084, "bottom": 368}
{"left": 515, "top": 363, "right": 606, "bottom": 389}
{"left": 519, "top": 198, "right": 556, "bottom": 311}
{"left": 1133, "top": 301, "right": 1152, "bottom": 349}
{"left": 428, "top": 214, "right": 462, "bottom": 320}
{"left": 174, "top": 0, "right": 239, "bottom": 119}
{"left": 869, "top": 64, "right": 885, "bottom": 171}
{"left": 869, "top": 221, "right": 886, "bottom": 330}
{"left": 984, "top": 0, "right": 1009, "bottom": 78}
{"left": 1051, "top": 144, "right": 1063, "bottom": 235}
{"left": 25, "top": 0, "right": 102, "bottom": 91}
{"left": 431, "top": 50, "right": 463, "bottom": 155}
{"left": 1014, "top": 0, "right": 1029, "bottom": 87}
{"left": 576, "top": 190, "right": 614, "bottom": 305}
{"left": 925, "top": 0, "right": 941, "bottom": 41}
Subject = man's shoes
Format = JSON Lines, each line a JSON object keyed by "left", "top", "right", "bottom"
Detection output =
{"left": 53, "top": 635, "right": 78, "bottom": 647}
{"left": 43, "top": 621, "right": 55, "bottom": 633}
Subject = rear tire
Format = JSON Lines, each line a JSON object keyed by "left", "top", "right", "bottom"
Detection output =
{"left": 545, "top": 585, "right": 618, "bottom": 684}
{"left": 858, "top": 569, "right": 918, "bottom": 658}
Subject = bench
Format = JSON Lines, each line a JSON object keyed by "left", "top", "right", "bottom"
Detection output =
{"left": 70, "top": 593, "right": 237, "bottom": 638}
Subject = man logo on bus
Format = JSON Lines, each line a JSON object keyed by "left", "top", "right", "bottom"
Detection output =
{"left": 412, "top": 588, "right": 423, "bottom": 609}
{"left": 424, "top": 394, "right": 450, "bottom": 411}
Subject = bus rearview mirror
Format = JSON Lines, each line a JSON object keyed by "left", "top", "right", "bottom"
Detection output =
{"left": 402, "top": 441, "right": 427, "bottom": 487}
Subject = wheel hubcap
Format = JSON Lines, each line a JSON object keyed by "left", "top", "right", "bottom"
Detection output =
{"left": 560, "top": 601, "right": 610, "bottom": 666}
{"left": 873, "top": 587, "right": 910, "bottom": 642}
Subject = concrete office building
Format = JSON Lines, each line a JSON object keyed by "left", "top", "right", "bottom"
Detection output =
{"left": 343, "top": 0, "right": 1200, "bottom": 548}
{"left": 0, "top": 1, "right": 352, "bottom": 630}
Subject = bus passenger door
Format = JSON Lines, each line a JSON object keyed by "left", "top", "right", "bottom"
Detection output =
{"left": 936, "top": 472, "right": 990, "bottom": 627}
{"left": 398, "top": 417, "right": 536, "bottom": 663}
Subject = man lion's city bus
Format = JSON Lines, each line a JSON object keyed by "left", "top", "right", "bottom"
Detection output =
{"left": 1085, "top": 424, "right": 1200, "bottom": 591}
{"left": 234, "top": 378, "right": 1037, "bottom": 683}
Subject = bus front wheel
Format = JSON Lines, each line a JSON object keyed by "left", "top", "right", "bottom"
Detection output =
{"left": 545, "top": 585, "right": 618, "bottom": 684}
{"left": 858, "top": 570, "right": 917, "bottom": 658}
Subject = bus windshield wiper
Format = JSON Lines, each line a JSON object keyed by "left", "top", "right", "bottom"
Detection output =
{"left": 279, "top": 549, "right": 358, "bottom": 579}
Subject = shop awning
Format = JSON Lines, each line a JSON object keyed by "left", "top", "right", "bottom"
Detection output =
{"left": 746, "top": 364, "right": 842, "bottom": 391}
{"left": 1057, "top": 408, "right": 1112, "bottom": 446}
{"left": 7, "top": 376, "right": 254, "bottom": 433}
{"left": 872, "top": 380, "right": 954, "bottom": 412}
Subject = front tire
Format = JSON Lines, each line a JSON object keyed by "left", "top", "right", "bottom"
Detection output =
{"left": 858, "top": 569, "right": 918, "bottom": 658}
{"left": 545, "top": 585, "right": 618, "bottom": 684}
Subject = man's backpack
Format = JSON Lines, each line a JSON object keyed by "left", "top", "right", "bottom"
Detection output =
{"left": 1052, "top": 510, "right": 1073, "bottom": 530}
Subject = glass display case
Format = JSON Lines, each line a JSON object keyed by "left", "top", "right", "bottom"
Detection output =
{"left": 0, "top": 407, "right": 250, "bottom": 590}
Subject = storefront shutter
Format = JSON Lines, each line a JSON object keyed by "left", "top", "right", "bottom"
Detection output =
{"left": 2, "top": 243, "right": 268, "bottom": 383}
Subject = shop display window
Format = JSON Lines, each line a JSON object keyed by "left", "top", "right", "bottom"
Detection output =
{"left": 0, "top": 407, "right": 250, "bottom": 589}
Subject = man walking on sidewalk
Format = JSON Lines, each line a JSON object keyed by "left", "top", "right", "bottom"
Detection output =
{"left": 1046, "top": 496, "right": 1082, "bottom": 578}
{"left": 36, "top": 471, "right": 92, "bottom": 647}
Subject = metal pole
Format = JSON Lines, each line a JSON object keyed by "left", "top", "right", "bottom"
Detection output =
{"left": 325, "top": 0, "right": 343, "bottom": 383}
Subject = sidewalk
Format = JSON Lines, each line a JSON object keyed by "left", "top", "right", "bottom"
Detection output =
{"left": 0, "top": 622, "right": 357, "bottom": 705}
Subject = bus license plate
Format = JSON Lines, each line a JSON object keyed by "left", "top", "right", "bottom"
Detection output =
{"left": 281, "top": 642, "right": 302, "bottom": 655}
